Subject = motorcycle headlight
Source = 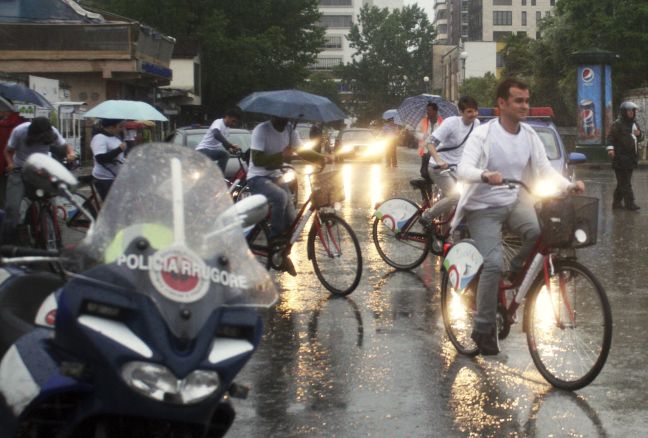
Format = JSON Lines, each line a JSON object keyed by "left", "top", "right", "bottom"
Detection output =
{"left": 121, "top": 361, "right": 220, "bottom": 404}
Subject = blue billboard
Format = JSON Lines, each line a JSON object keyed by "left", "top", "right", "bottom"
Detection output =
{"left": 577, "top": 65, "right": 602, "bottom": 145}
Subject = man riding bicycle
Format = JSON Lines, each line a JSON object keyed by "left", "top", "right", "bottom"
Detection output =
{"left": 247, "top": 116, "right": 327, "bottom": 275}
{"left": 452, "top": 78, "right": 585, "bottom": 356}
{"left": 419, "top": 95, "right": 480, "bottom": 226}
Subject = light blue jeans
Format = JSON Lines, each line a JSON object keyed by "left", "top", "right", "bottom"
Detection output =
{"left": 465, "top": 199, "right": 540, "bottom": 333}
{"left": 247, "top": 176, "right": 295, "bottom": 239}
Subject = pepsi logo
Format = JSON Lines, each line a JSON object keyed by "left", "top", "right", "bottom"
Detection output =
{"left": 582, "top": 68, "right": 595, "bottom": 83}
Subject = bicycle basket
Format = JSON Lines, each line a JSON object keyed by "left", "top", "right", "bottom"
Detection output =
{"left": 311, "top": 169, "right": 345, "bottom": 208}
{"left": 536, "top": 195, "right": 599, "bottom": 248}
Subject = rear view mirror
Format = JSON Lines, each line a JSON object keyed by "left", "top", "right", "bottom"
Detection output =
{"left": 23, "top": 153, "right": 78, "bottom": 195}
{"left": 568, "top": 152, "right": 587, "bottom": 165}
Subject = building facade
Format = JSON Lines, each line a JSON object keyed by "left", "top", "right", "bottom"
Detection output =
{"left": 313, "top": 0, "right": 405, "bottom": 71}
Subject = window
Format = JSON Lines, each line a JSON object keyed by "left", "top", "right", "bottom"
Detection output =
{"left": 496, "top": 52, "right": 504, "bottom": 68}
{"left": 493, "top": 11, "right": 512, "bottom": 25}
{"left": 545, "top": 10, "right": 551, "bottom": 17}
{"left": 517, "top": 31, "right": 527, "bottom": 36}
{"left": 437, "top": 24, "right": 448, "bottom": 34}
{"left": 318, "top": 15, "right": 353, "bottom": 28}
{"left": 493, "top": 31, "right": 512, "bottom": 41}
{"left": 536, "top": 11, "right": 541, "bottom": 21}
{"left": 531, "top": 0, "right": 536, "bottom": 5}
{"left": 322, "top": 35, "right": 342, "bottom": 49}
{"left": 493, "top": 0, "right": 512, "bottom": 5}
{"left": 521, "top": 0, "right": 526, "bottom": 5}
{"left": 550, "top": 0, "right": 555, "bottom": 5}
{"left": 521, "top": 11, "right": 527, "bottom": 25}
{"left": 319, "top": 0, "right": 352, "bottom": 5}
{"left": 310, "top": 57, "right": 343, "bottom": 70}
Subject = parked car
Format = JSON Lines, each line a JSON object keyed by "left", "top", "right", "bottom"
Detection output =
{"left": 334, "top": 128, "right": 386, "bottom": 161}
{"left": 478, "top": 107, "right": 586, "bottom": 182}
{"left": 165, "top": 126, "right": 251, "bottom": 178}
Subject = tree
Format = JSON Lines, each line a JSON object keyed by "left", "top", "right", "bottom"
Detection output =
{"left": 83, "top": 0, "right": 325, "bottom": 115}
{"left": 459, "top": 73, "right": 499, "bottom": 108}
{"left": 337, "top": 4, "right": 435, "bottom": 125}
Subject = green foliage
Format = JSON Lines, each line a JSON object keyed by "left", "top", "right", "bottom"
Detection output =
{"left": 300, "top": 72, "right": 343, "bottom": 109}
{"left": 337, "top": 4, "right": 435, "bottom": 125}
{"left": 84, "top": 0, "right": 324, "bottom": 115}
{"left": 459, "top": 73, "right": 499, "bottom": 108}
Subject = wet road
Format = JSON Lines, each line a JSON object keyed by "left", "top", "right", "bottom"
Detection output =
{"left": 228, "top": 147, "right": 648, "bottom": 437}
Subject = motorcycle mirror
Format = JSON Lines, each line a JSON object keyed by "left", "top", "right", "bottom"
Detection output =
{"left": 231, "top": 195, "right": 269, "bottom": 228}
{"left": 23, "top": 153, "right": 78, "bottom": 194}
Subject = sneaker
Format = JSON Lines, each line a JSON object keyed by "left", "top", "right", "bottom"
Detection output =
{"left": 626, "top": 203, "right": 641, "bottom": 211}
{"left": 282, "top": 256, "right": 297, "bottom": 277}
{"left": 470, "top": 328, "right": 499, "bottom": 356}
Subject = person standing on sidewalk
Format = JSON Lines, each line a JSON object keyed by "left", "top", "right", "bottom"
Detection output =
{"left": 382, "top": 118, "right": 399, "bottom": 167}
{"left": 195, "top": 108, "right": 242, "bottom": 173}
{"left": 606, "top": 101, "right": 643, "bottom": 211}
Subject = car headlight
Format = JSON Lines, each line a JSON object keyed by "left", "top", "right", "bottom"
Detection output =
{"left": 281, "top": 169, "right": 296, "bottom": 184}
{"left": 298, "top": 140, "right": 315, "bottom": 151}
{"left": 533, "top": 178, "right": 560, "bottom": 197}
{"left": 121, "top": 361, "right": 220, "bottom": 404}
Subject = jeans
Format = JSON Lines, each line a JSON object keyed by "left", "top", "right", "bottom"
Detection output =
{"left": 247, "top": 176, "right": 295, "bottom": 238}
{"left": 2, "top": 170, "right": 25, "bottom": 243}
{"left": 465, "top": 198, "right": 540, "bottom": 333}
{"left": 198, "top": 148, "right": 229, "bottom": 173}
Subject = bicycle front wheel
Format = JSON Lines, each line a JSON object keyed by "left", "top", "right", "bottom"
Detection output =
{"left": 525, "top": 260, "right": 612, "bottom": 390}
{"left": 308, "top": 214, "right": 362, "bottom": 296}
{"left": 440, "top": 271, "right": 479, "bottom": 357}
{"left": 372, "top": 199, "right": 430, "bottom": 270}
{"left": 40, "top": 206, "right": 62, "bottom": 250}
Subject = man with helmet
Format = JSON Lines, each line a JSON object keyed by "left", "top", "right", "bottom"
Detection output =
{"left": 606, "top": 101, "right": 643, "bottom": 211}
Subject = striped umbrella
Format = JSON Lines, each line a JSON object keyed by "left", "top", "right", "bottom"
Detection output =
{"left": 397, "top": 94, "right": 459, "bottom": 129}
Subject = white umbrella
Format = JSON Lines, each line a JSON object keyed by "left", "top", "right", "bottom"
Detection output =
{"left": 83, "top": 100, "right": 168, "bottom": 121}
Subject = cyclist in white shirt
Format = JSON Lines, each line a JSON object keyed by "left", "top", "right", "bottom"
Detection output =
{"left": 195, "top": 108, "right": 242, "bottom": 172}
{"left": 420, "top": 96, "right": 480, "bottom": 225}
{"left": 453, "top": 78, "right": 585, "bottom": 355}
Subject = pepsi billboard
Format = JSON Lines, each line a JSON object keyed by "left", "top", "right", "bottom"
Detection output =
{"left": 577, "top": 65, "right": 613, "bottom": 145}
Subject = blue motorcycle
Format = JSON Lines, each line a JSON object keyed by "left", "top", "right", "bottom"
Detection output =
{"left": 0, "top": 144, "right": 276, "bottom": 437}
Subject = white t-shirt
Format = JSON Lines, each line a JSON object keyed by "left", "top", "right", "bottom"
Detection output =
{"left": 247, "top": 121, "right": 302, "bottom": 179}
{"left": 196, "top": 118, "right": 229, "bottom": 151}
{"left": 91, "top": 133, "right": 124, "bottom": 180}
{"left": 7, "top": 122, "right": 66, "bottom": 168}
{"left": 428, "top": 116, "right": 480, "bottom": 166}
{"left": 464, "top": 121, "right": 533, "bottom": 211}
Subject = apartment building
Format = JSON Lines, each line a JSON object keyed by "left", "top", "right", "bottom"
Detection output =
{"left": 313, "top": 0, "right": 404, "bottom": 71}
{"left": 434, "top": 0, "right": 557, "bottom": 45}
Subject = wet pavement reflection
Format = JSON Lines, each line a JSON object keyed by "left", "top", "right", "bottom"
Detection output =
{"left": 229, "top": 149, "right": 648, "bottom": 437}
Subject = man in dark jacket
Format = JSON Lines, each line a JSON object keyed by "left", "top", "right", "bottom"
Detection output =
{"left": 607, "top": 101, "right": 644, "bottom": 211}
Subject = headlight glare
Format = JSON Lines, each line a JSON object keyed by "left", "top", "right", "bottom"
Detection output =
{"left": 281, "top": 169, "right": 296, "bottom": 184}
{"left": 121, "top": 361, "right": 220, "bottom": 404}
{"left": 533, "top": 179, "right": 560, "bottom": 198}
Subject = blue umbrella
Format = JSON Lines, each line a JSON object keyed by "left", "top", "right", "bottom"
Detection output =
{"left": 83, "top": 100, "right": 168, "bottom": 121}
{"left": 382, "top": 109, "right": 403, "bottom": 125}
{"left": 237, "top": 89, "right": 346, "bottom": 123}
{"left": 397, "top": 94, "right": 458, "bottom": 129}
{"left": 0, "top": 82, "right": 52, "bottom": 108}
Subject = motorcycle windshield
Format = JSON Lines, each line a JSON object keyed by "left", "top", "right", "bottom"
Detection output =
{"left": 75, "top": 143, "right": 277, "bottom": 340}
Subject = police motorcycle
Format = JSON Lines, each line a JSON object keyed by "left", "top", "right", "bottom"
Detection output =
{"left": 0, "top": 144, "right": 277, "bottom": 437}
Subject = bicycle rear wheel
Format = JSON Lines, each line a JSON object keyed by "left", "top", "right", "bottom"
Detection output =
{"left": 39, "top": 206, "right": 62, "bottom": 250}
{"left": 372, "top": 198, "right": 430, "bottom": 270}
{"left": 525, "top": 260, "right": 612, "bottom": 390}
{"left": 308, "top": 214, "right": 362, "bottom": 296}
{"left": 440, "top": 272, "right": 479, "bottom": 357}
{"left": 245, "top": 221, "right": 271, "bottom": 269}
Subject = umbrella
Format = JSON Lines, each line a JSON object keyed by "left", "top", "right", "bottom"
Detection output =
{"left": 0, "top": 83, "right": 52, "bottom": 108}
{"left": 83, "top": 100, "right": 168, "bottom": 122}
{"left": 382, "top": 109, "right": 403, "bottom": 125}
{"left": 237, "top": 89, "right": 346, "bottom": 123}
{"left": 397, "top": 94, "right": 458, "bottom": 129}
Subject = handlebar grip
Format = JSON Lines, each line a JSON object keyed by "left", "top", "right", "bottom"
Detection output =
{"left": 0, "top": 245, "right": 60, "bottom": 258}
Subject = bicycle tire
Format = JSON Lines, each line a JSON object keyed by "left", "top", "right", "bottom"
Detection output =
{"left": 524, "top": 259, "right": 612, "bottom": 390}
{"left": 440, "top": 271, "right": 480, "bottom": 357}
{"left": 372, "top": 198, "right": 430, "bottom": 270}
{"left": 245, "top": 221, "right": 271, "bottom": 269}
{"left": 39, "top": 206, "right": 62, "bottom": 251}
{"left": 307, "top": 213, "right": 362, "bottom": 296}
{"left": 66, "top": 193, "right": 98, "bottom": 227}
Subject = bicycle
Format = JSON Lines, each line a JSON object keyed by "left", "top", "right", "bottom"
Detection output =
{"left": 440, "top": 179, "right": 612, "bottom": 390}
{"left": 372, "top": 166, "right": 454, "bottom": 270}
{"left": 65, "top": 174, "right": 100, "bottom": 230}
{"left": 20, "top": 188, "right": 63, "bottom": 251}
{"left": 245, "top": 165, "right": 362, "bottom": 296}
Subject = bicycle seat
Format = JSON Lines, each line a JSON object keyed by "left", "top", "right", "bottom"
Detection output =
{"left": 409, "top": 178, "right": 431, "bottom": 190}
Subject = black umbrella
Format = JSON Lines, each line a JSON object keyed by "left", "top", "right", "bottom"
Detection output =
{"left": 0, "top": 83, "right": 53, "bottom": 108}
{"left": 237, "top": 89, "right": 346, "bottom": 123}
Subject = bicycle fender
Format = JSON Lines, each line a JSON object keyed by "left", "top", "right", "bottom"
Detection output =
{"left": 373, "top": 198, "right": 421, "bottom": 233}
{"left": 443, "top": 240, "right": 483, "bottom": 291}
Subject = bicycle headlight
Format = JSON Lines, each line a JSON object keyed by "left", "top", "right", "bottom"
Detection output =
{"left": 281, "top": 169, "right": 296, "bottom": 184}
{"left": 533, "top": 178, "right": 560, "bottom": 198}
{"left": 121, "top": 361, "right": 220, "bottom": 404}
